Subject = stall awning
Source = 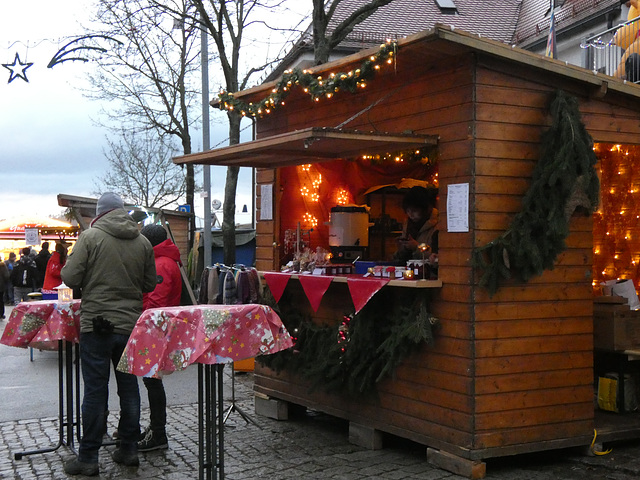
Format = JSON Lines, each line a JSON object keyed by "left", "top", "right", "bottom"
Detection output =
{"left": 173, "top": 127, "right": 438, "bottom": 168}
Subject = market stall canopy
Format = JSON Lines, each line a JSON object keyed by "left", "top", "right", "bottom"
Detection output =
{"left": 173, "top": 127, "right": 438, "bottom": 168}
{"left": 0, "top": 215, "right": 79, "bottom": 240}
{"left": 57, "top": 193, "right": 193, "bottom": 231}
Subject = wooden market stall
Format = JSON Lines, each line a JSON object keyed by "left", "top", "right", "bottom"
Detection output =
{"left": 175, "top": 24, "right": 640, "bottom": 478}
{"left": 57, "top": 193, "right": 192, "bottom": 266}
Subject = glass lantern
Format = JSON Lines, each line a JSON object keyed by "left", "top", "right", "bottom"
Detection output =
{"left": 56, "top": 282, "right": 73, "bottom": 306}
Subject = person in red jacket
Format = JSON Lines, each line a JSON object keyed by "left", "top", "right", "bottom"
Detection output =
{"left": 138, "top": 224, "right": 182, "bottom": 451}
{"left": 43, "top": 241, "right": 69, "bottom": 291}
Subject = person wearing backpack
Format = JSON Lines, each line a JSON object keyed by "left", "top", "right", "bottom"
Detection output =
{"left": 11, "top": 247, "right": 38, "bottom": 304}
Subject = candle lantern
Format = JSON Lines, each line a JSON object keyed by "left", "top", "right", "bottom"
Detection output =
{"left": 56, "top": 283, "right": 73, "bottom": 305}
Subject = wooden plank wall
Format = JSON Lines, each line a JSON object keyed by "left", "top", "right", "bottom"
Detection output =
{"left": 471, "top": 59, "right": 595, "bottom": 451}
{"left": 254, "top": 54, "right": 480, "bottom": 454}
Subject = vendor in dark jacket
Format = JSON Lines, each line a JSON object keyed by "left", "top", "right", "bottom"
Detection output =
{"left": 394, "top": 186, "right": 439, "bottom": 264}
{"left": 61, "top": 192, "right": 156, "bottom": 477}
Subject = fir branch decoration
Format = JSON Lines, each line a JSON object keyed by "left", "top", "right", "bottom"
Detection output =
{"left": 217, "top": 41, "right": 397, "bottom": 117}
{"left": 259, "top": 289, "right": 438, "bottom": 396}
{"left": 473, "top": 90, "right": 600, "bottom": 295}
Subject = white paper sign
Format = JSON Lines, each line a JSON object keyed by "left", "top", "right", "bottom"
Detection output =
{"left": 260, "top": 184, "right": 273, "bottom": 221}
{"left": 25, "top": 228, "right": 40, "bottom": 246}
{"left": 447, "top": 183, "right": 469, "bottom": 233}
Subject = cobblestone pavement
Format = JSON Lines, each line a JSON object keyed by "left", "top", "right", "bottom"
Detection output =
{"left": 3, "top": 368, "right": 640, "bottom": 480}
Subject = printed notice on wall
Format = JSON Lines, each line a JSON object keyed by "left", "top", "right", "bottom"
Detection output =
{"left": 260, "top": 184, "right": 273, "bottom": 221}
{"left": 446, "top": 183, "right": 469, "bottom": 232}
{"left": 25, "top": 228, "right": 39, "bottom": 246}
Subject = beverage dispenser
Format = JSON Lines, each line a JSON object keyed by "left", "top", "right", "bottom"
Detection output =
{"left": 326, "top": 205, "right": 371, "bottom": 263}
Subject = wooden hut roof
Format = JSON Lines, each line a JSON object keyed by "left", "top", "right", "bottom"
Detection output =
{"left": 175, "top": 23, "right": 640, "bottom": 169}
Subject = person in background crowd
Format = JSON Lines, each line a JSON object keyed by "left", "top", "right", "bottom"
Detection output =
{"left": 393, "top": 186, "right": 439, "bottom": 264}
{"left": 61, "top": 192, "right": 156, "bottom": 477}
{"left": 43, "top": 241, "right": 69, "bottom": 291}
{"left": 34, "top": 241, "right": 51, "bottom": 289}
{"left": 0, "top": 258, "right": 9, "bottom": 319}
{"left": 3, "top": 252, "right": 15, "bottom": 305}
{"left": 137, "top": 224, "right": 182, "bottom": 452}
{"left": 11, "top": 247, "right": 38, "bottom": 304}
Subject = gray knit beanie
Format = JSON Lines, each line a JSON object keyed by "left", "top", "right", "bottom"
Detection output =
{"left": 140, "top": 224, "right": 167, "bottom": 247}
{"left": 96, "top": 192, "right": 124, "bottom": 216}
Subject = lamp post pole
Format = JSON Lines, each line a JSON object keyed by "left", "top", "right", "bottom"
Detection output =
{"left": 201, "top": 21, "right": 212, "bottom": 269}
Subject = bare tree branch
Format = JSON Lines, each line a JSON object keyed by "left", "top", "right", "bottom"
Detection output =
{"left": 95, "top": 130, "right": 188, "bottom": 209}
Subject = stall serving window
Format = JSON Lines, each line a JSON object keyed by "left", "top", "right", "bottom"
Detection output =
{"left": 277, "top": 154, "right": 438, "bottom": 268}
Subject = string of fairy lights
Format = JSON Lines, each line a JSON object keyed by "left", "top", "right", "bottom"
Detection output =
{"left": 216, "top": 41, "right": 398, "bottom": 117}
{"left": 593, "top": 143, "right": 640, "bottom": 292}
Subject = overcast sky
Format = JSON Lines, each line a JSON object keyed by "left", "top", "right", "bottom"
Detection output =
{"left": 0, "top": 0, "right": 308, "bottom": 222}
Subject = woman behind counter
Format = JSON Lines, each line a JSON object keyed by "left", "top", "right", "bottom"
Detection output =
{"left": 394, "top": 186, "right": 439, "bottom": 264}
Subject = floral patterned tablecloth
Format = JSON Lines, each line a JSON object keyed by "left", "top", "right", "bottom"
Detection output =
{"left": 117, "top": 304, "right": 293, "bottom": 378}
{"left": 1, "top": 300, "right": 81, "bottom": 350}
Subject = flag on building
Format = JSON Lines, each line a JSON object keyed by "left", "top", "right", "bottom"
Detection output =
{"left": 545, "top": 4, "right": 557, "bottom": 59}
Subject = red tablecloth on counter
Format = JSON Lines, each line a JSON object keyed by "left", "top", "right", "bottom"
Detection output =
{"left": 1, "top": 300, "right": 81, "bottom": 350}
{"left": 118, "top": 304, "right": 293, "bottom": 378}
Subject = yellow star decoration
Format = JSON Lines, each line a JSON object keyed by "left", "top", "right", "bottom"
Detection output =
{"left": 227, "top": 347, "right": 233, "bottom": 353}
{"left": 145, "top": 359, "right": 151, "bottom": 364}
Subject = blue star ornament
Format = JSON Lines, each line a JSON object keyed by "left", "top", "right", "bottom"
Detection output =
{"left": 2, "top": 52, "right": 34, "bottom": 84}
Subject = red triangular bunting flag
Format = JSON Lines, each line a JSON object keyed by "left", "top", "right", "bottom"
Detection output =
{"left": 298, "top": 275, "right": 334, "bottom": 312}
{"left": 347, "top": 277, "right": 389, "bottom": 314}
{"left": 263, "top": 272, "right": 291, "bottom": 303}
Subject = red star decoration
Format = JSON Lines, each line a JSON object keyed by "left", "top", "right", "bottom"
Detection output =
{"left": 2, "top": 52, "right": 34, "bottom": 84}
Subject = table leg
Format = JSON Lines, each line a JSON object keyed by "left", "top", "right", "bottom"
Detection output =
{"left": 198, "top": 363, "right": 225, "bottom": 480}
{"left": 14, "top": 340, "right": 76, "bottom": 459}
{"left": 217, "top": 364, "right": 224, "bottom": 479}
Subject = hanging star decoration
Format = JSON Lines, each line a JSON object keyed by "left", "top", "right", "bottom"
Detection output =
{"left": 2, "top": 35, "right": 122, "bottom": 85}
{"left": 2, "top": 52, "right": 33, "bottom": 84}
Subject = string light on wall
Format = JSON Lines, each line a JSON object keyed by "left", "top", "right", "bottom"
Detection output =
{"left": 217, "top": 41, "right": 398, "bottom": 117}
{"left": 336, "top": 189, "right": 350, "bottom": 205}
{"left": 303, "top": 212, "right": 318, "bottom": 228}
{"left": 592, "top": 142, "right": 640, "bottom": 293}
{"left": 361, "top": 148, "right": 434, "bottom": 167}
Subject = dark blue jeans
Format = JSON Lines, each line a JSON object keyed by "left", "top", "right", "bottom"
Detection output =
{"left": 142, "top": 377, "right": 167, "bottom": 434}
{"left": 78, "top": 331, "right": 140, "bottom": 463}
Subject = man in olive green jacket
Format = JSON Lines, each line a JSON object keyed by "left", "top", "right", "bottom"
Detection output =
{"left": 62, "top": 192, "right": 156, "bottom": 477}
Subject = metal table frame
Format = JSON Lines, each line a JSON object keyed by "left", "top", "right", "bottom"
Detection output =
{"left": 198, "top": 363, "right": 225, "bottom": 480}
{"left": 15, "top": 340, "right": 81, "bottom": 459}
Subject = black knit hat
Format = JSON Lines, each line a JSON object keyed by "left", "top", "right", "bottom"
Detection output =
{"left": 140, "top": 225, "right": 167, "bottom": 247}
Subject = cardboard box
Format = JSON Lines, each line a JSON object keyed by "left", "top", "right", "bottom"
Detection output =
{"left": 593, "top": 297, "right": 640, "bottom": 351}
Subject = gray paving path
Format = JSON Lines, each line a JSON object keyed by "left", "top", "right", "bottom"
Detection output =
{"left": 3, "top": 310, "right": 640, "bottom": 479}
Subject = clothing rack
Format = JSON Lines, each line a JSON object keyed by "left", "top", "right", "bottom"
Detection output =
{"left": 199, "top": 262, "right": 262, "bottom": 427}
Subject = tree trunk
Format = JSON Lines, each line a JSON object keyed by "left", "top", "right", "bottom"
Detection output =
{"left": 222, "top": 112, "right": 241, "bottom": 266}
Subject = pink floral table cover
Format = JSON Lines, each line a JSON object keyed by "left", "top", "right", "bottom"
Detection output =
{"left": 1, "top": 300, "right": 81, "bottom": 350}
{"left": 118, "top": 304, "right": 293, "bottom": 378}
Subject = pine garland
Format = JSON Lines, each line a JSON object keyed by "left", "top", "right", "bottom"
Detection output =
{"left": 216, "top": 41, "right": 397, "bottom": 117}
{"left": 473, "top": 90, "right": 600, "bottom": 295}
{"left": 259, "top": 288, "right": 438, "bottom": 396}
